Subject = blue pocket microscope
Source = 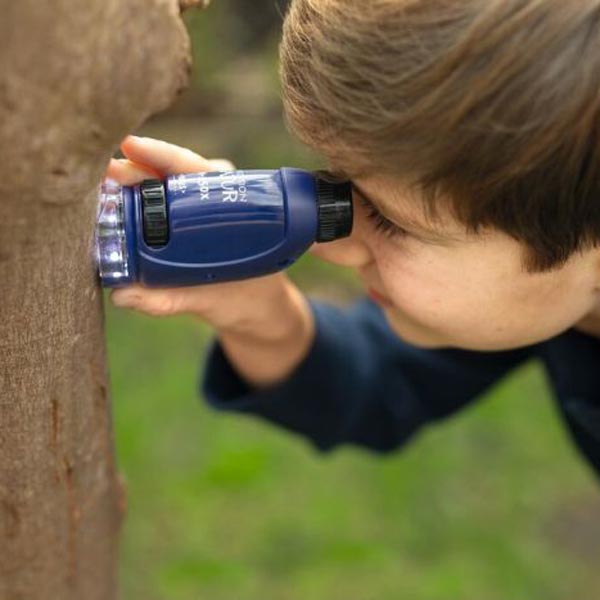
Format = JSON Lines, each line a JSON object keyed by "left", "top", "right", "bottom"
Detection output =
{"left": 96, "top": 168, "right": 353, "bottom": 287}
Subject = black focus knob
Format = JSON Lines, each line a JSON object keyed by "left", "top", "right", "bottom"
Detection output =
{"left": 315, "top": 176, "right": 353, "bottom": 242}
{"left": 140, "top": 179, "right": 169, "bottom": 248}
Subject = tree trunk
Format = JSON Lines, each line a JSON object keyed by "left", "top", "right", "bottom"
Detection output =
{"left": 0, "top": 1, "right": 203, "bottom": 597}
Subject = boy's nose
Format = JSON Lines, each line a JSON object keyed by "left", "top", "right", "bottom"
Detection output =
{"left": 308, "top": 235, "right": 372, "bottom": 268}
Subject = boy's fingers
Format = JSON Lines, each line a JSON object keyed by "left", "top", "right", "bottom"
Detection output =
{"left": 207, "top": 158, "right": 236, "bottom": 171}
{"left": 105, "top": 158, "right": 162, "bottom": 186}
{"left": 120, "top": 136, "right": 215, "bottom": 176}
{"left": 111, "top": 286, "right": 176, "bottom": 315}
{"left": 106, "top": 140, "right": 236, "bottom": 187}
{"left": 111, "top": 285, "right": 145, "bottom": 308}
{"left": 111, "top": 285, "right": 203, "bottom": 317}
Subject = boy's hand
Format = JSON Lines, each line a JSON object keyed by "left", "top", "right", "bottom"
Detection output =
{"left": 106, "top": 136, "right": 307, "bottom": 340}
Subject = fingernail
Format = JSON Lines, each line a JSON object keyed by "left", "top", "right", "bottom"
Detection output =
{"left": 127, "top": 135, "right": 147, "bottom": 144}
{"left": 122, "top": 135, "right": 141, "bottom": 147}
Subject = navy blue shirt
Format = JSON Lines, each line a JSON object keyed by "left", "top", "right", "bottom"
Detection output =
{"left": 201, "top": 297, "right": 600, "bottom": 481}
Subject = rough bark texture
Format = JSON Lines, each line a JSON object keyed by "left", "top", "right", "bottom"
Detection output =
{"left": 0, "top": 1, "right": 199, "bottom": 597}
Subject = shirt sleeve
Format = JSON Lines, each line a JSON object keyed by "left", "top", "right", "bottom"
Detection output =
{"left": 200, "top": 296, "right": 536, "bottom": 453}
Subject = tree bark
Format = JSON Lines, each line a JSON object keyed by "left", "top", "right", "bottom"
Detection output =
{"left": 0, "top": 1, "right": 200, "bottom": 597}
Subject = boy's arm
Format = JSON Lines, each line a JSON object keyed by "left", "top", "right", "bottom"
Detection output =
{"left": 201, "top": 296, "right": 536, "bottom": 453}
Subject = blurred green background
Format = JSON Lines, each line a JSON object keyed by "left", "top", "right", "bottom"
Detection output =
{"left": 107, "top": 2, "right": 600, "bottom": 598}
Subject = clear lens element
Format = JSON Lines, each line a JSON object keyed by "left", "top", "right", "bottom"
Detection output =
{"left": 96, "top": 179, "right": 129, "bottom": 280}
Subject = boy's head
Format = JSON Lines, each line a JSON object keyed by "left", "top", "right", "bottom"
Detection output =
{"left": 279, "top": 0, "right": 600, "bottom": 350}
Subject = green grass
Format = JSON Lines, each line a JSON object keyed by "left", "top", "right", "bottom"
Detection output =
{"left": 106, "top": 259, "right": 600, "bottom": 600}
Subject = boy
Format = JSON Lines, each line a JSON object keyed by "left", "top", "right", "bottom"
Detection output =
{"left": 107, "top": 0, "right": 600, "bottom": 477}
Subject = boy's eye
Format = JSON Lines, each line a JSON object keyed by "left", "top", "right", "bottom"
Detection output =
{"left": 356, "top": 194, "right": 409, "bottom": 240}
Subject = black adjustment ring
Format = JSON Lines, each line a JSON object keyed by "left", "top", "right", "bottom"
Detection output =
{"left": 315, "top": 177, "right": 353, "bottom": 242}
{"left": 140, "top": 179, "right": 169, "bottom": 248}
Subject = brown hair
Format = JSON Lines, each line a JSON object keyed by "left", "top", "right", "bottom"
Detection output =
{"left": 279, "top": 0, "right": 600, "bottom": 272}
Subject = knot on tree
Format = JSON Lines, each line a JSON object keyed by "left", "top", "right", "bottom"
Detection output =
{"left": 179, "top": 0, "right": 211, "bottom": 12}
